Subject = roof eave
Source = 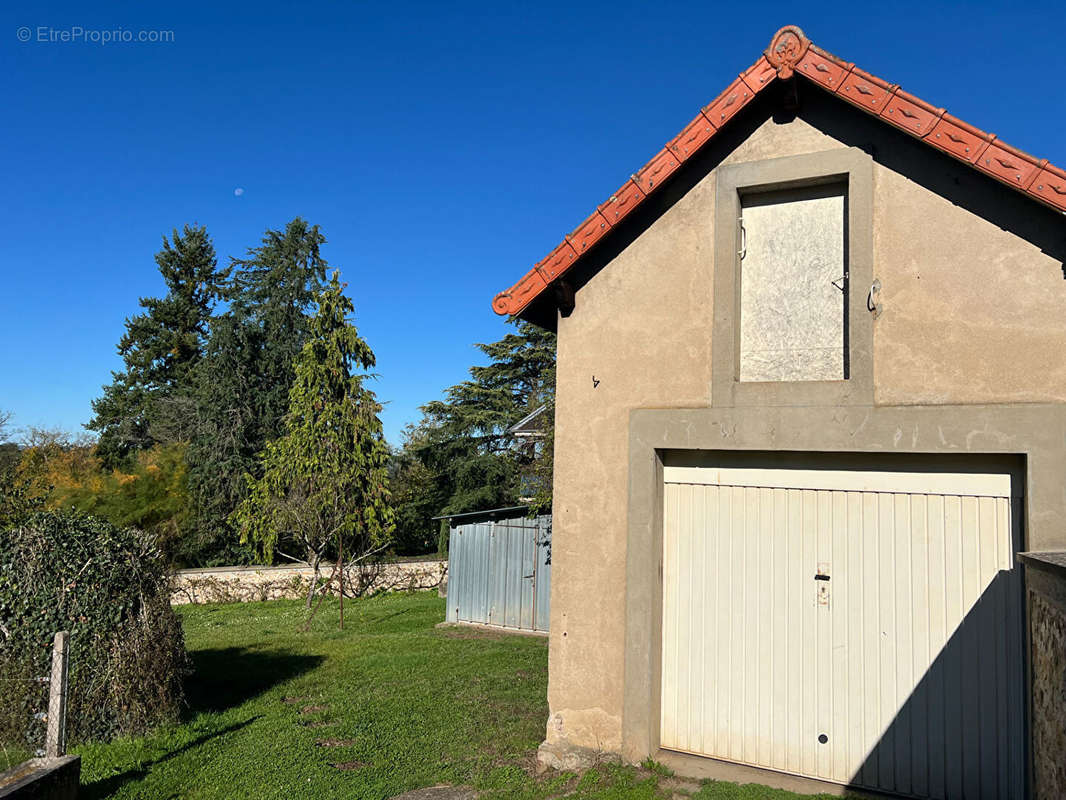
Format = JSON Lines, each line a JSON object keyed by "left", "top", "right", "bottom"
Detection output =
{"left": 491, "top": 25, "right": 1066, "bottom": 322}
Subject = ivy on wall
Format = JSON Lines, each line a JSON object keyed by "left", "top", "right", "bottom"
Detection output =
{"left": 0, "top": 512, "right": 188, "bottom": 745}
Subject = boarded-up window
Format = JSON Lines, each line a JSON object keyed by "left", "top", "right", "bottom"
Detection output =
{"left": 738, "top": 184, "right": 846, "bottom": 382}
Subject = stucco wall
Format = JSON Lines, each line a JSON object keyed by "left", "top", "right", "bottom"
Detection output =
{"left": 544, "top": 97, "right": 1066, "bottom": 762}
{"left": 547, "top": 130, "right": 719, "bottom": 755}
{"left": 874, "top": 155, "right": 1066, "bottom": 405}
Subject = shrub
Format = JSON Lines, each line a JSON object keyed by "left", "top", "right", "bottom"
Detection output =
{"left": 13, "top": 433, "right": 193, "bottom": 566}
{"left": 0, "top": 511, "right": 188, "bottom": 746}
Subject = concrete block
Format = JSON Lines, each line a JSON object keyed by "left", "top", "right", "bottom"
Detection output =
{"left": 0, "top": 756, "right": 80, "bottom": 800}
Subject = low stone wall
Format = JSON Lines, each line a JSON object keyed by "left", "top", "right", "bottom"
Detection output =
{"left": 170, "top": 560, "right": 446, "bottom": 605}
{"left": 1019, "top": 551, "right": 1066, "bottom": 800}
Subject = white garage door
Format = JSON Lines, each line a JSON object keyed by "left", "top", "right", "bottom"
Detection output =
{"left": 661, "top": 458, "right": 1025, "bottom": 799}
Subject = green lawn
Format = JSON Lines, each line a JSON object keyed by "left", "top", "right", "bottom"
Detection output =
{"left": 72, "top": 593, "right": 844, "bottom": 799}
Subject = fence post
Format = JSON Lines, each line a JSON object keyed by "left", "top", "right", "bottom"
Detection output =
{"left": 45, "top": 631, "right": 69, "bottom": 759}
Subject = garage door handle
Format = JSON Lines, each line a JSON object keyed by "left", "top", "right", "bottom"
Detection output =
{"left": 814, "top": 574, "right": 830, "bottom": 581}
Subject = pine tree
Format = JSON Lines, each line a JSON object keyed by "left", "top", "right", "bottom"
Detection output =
{"left": 87, "top": 225, "right": 227, "bottom": 466}
{"left": 232, "top": 272, "right": 393, "bottom": 619}
{"left": 227, "top": 217, "right": 330, "bottom": 443}
{"left": 183, "top": 218, "right": 330, "bottom": 564}
{"left": 395, "top": 320, "right": 556, "bottom": 550}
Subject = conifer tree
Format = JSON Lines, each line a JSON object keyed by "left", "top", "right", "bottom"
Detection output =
{"left": 87, "top": 225, "right": 226, "bottom": 466}
{"left": 232, "top": 272, "right": 393, "bottom": 619}
{"left": 183, "top": 218, "right": 329, "bottom": 563}
{"left": 393, "top": 320, "right": 555, "bottom": 551}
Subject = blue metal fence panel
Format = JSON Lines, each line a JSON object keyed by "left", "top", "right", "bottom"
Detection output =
{"left": 446, "top": 511, "right": 551, "bottom": 633}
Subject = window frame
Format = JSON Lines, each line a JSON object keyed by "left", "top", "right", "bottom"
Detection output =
{"left": 712, "top": 147, "right": 875, "bottom": 407}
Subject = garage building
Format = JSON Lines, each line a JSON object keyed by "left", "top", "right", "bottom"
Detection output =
{"left": 491, "top": 25, "right": 1066, "bottom": 799}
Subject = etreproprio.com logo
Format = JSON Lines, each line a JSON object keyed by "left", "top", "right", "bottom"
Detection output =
{"left": 17, "top": 26, "right": 175, "bottom": 44}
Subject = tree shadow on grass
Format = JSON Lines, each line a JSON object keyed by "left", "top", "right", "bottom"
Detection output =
{"left": 80, "top": 648, "right": 324, "bottom": 798}
{"left": 185, "top": 647, "right": 325, "bottom": 714}
{"left": 80, "top": 716, "right": 261, "bottom": 800}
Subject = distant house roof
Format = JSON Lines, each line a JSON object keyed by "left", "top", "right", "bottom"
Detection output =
{"left": 491, "top": 25, "right": 1066, "bottom": 320}
{"left": 507, "top": 404, "right": 548, "bottom": 439}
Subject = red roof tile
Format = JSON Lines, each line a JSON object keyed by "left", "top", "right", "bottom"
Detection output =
{"left": 492, "top": 25, "right": 1066, "bottom": 318}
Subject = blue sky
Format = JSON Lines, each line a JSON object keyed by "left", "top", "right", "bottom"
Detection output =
{"left": 2, "top": 1, "right": 1064, "bottom": 446}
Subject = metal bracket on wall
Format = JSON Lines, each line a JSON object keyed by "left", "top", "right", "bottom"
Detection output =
{"left": 868, "top": 278, "right": 883, "bottom": 319}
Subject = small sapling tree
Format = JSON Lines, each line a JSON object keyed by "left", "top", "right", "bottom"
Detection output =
{"left": 232, "top": 272, "right": 393, "bottom": 624}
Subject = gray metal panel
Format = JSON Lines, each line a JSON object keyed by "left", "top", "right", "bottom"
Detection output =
{"left": 501, "top": 522, "right": 516, "bottom": 628}
{"left": 534, "top": 515, "right": 552, "bottom": 632}
{"left": 446, "top": 526, "right": 458, "bottom": 623}
{"left": 460, "top": 522, "right": 483, "bottom": 624}
{"left": 461, "top": 523, "right": 473, "bottom": 623}
{"left": 515, "top": 523, "right": 527, "bottom": 628}
{"left": 445, "top": 511, "right": 551, "bottom": 633}
{"left": 489, "top": 522, "right": 506, "bottom": 626}
{"left": 474, "top": 521, "right": 490, "bottom": 624}
{"left": 464, "top": 523, "right": 476, "bottom": 622}
{"left": 518, "top": 521, "right": 534, "bottom": 630}
{"left": 453, "top": 524, "right": 471, "bottom": 622}
{"left": 462, "top": 523, "right": 476, "bottom": 622}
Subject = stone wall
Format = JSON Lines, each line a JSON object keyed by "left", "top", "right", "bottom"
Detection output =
{"left": 170, "top": 560, "right": 445, "bottom": 605}
{"left": 1019, "top": 552, "right": 1066, "bottom": 800}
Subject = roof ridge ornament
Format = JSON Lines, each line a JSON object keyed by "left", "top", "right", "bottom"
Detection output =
{"left": 765, "top": 25, "right": 810, "bottom": 79}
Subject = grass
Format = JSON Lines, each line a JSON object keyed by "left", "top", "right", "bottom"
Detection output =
{"left": 0, "top": 745, "right": 33, "bottom": 775}
{"left": 68, "top": 593, "right": 847, "bottom": 799}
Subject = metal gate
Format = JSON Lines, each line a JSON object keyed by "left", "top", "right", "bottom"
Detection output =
{"left": 444, "top": 509, "right": 551, "bottom": 632}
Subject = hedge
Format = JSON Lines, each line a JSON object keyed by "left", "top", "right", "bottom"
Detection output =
{"left": 0, "top": 511, "right": 188, "bottom": 747}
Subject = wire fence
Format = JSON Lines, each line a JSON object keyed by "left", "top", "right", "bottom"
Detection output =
{"left": 0, "top": 631, "right": 69, "bottom": 774}
{"left": 0, "top": 673, "right": 48, "bottom": 772}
